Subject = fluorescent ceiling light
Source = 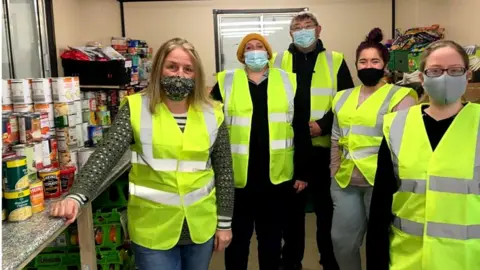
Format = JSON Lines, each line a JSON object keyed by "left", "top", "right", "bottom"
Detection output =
{"left": 221, "top": 20, "right": 291, "bottom": 27}
{"left": 223, "top": 33, "right": 271, "bottom": 39}
{"left": 221, "top": 31, "right": 275, "bottom": 36}
{"left": 221, "top": 27, "right": 283, "bottom": 33}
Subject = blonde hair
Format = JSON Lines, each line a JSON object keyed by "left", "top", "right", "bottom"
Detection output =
{"left": 143, "top": 37, "right": 211, "bottom": 114}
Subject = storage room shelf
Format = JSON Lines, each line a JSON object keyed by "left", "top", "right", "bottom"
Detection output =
{"left": 2, "top": 150, "right": 132, "bottom": 270}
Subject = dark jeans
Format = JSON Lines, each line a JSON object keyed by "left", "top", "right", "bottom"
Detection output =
{"left": 225, "top": 180, "right": 291, "bottom": 270}
{"left": 282, "top": 147, "right": 339, "bottom": 270}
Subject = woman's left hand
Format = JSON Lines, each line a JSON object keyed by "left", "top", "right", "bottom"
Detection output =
{"left": 214, "top": 229, "right": 232, "bottom": 252}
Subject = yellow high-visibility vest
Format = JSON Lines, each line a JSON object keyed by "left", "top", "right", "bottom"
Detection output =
{"left": 332, "top": 84, "right": 417, "bottom": 188}
{"left": 272, "top": 50, "right": 344, "bottom": 147}
{"left": 126, "top": 93, "right": 223, "bottom": 250}
{"left": 383, "top": 103, "right": 480, "bottom": 270}
{"left": 216, "top": 68, "right": 296, "bottom": 188}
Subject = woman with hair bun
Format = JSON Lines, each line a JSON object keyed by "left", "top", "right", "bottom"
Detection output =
{"left": 329, "top": 28, "right": 417, "bottom": 270}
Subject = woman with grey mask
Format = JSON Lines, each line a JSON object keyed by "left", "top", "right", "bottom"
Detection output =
{"left": 366, "top": 40, "right": 478, "bottom": 270}
{"left": 50, "top": 38, "right": 235, "bottom": 270}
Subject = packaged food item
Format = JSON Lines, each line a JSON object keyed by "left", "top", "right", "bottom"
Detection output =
{"left": 13, "top": 104, "right": 34, "bottom": 113}
{"left": 31, "top": 78, "right": 52, "bottom": 103}
{"left": 81, "top": 98, "right": 97, "bottom": 111}
{"left": 2, "top": 112, "right": 19, "bottom": 145}
{"left": 51, "top": 77, "right": 74, "bottom": 102}
{"left": 2, "top": 104, "right": 13, "bottom": 113}
{"left": 39, "top": 112, "right": 50, "bottom": 138}
{"left": 88, "top": 126, "right": 103, "bottom": 146}
{"left": 118, "top": 90, "right": 128, "bottom": 103}
{"left": 39, "top": 168, "right": 61, "bottom": 199}
{"left": 82, "top": 110, "right": 97, "bottom": 125}
{"left": 32, "top": 142, "right": 44, "bottom": 170}
{"left": 76, "top": 124, "right": 84, "bottom": 148}
{"left": 10, "top": 79, "right": 32, "bottom": 104}
{"left": 3, "top": 156, "right": 30, "bottom": 191}
{"left": 96, "top": 111, "right": 111, "bottom": 126}
{"left": 59, "top": 150, "right": 78, "bottom": 168}
{"left": 34, "top": 103, "right": 55, "bottom": 129}
{"left": 60, "top": 166, "right": 76, "bottom": 193}
{"left": 18, "top": 113, "right": 42, "bottom": 144}
{"left": 5, "top": 188, "right": 32, "bottom": 222}
{"left": 12, "top": 144, "right": 37, "bottom": 179}
{"left": 72, "top": 77, "right": 81, "bottom": 101}
{"left": 54, "top": 102, "right": 76, "bottom": 128}
{"left": 29, "top": 180, "right": 45, "bottom": 213}
{"left": 3, "top": 79, "right": 12, "bottom": 104}
{"left": 56, "top": 127, "right": 78, "bottom": 152}
{"left": 74, "top": 100, "right": 82, "bottom": 124}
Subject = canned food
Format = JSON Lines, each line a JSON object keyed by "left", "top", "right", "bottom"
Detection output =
{"left": 54, "top": 102, "right": 76, "bottom": 128}
{"left": 75, "top": 124, "right": 84, "bottom": 148}
{"left": 3, "top": 156, "right": 30, "bottom": 191}
{"left": 3, "top": 79, "right": 12, "bottom": 104}
{"left": 30, "top": 180, "right": 45, "bottom": 213}
{"left": 32, "top": 142, "right": 44, "bottom": 170}
{"left": 97, "top": 105, "right": 107, "bottom": 112}
{"left": 81, "top": 122, "right": 88, "bottom": 146}
{"left": 74, "top": 101, "right": 82, "bottom": 124}
{"left": 39, "top": 168, "right": 61, "bottom": 199}
{"left": 52, "top": 77, "right": 74, "bottom": 102}
{"left": 118, "top": 90, "right": 128, "bottom": 103}
{"left": 85, "top": 91, "right": 96, "bottom": 99}
{"left": 88, "top": 126, "right": 103, "bottom": 146}
{"left": 96, "top": 111, "right": 111, "bottom": 126}
{"left": 56, "top": 127, "right": 78, "bottom": 152}
{"left": 2, "top": 104, "right": 13, "bottom": 113}
{"left": 59, "top": 150, "right": 78, "bottom": 168}
{"left": 46, "top": 136, "right": 58, "bottom": 163}
{"left": 2, "top": 151, "right": 16, "bottom": 159}
{"left": 12, "top": 144, "right": 37, "bottom": 178}
{"left": 2, "top": 112, "right": 19, "bottom": 145}
{"left": 5, "top": 188, "right": 32, "bottom": 222}
{"left": 19, "top": 113, "right": 42, "bottom": 144}
{"left": 10, "top": 79, "right": 33, "bottom": 104}
{"left": 60, "top": 166, "right": 76, "bottom": 193}
{"left": 31, "top": 78, "right": 53, "bottom": 103}
{"left": 13, "top": 104, "right": 34, "bottom": 113}
{"left": 2, "top": 193, "right": 6, "bottom": 221}
{"left": 73, "top": 77, "right": 81, "bottom": 101}
{"left": 78, "top": 148, "right": 95, "bottom": 169}
{"left": 107, "top": 90, "right": 118, "bottom": 106}
{"left": 82, "top": 110, "right": 97, "bottom": 125}
{"left": 39, "top": 112, "right": 50, "bottom": 138}
{"left": 33, "top": 103, "right": 55, "bottom": 128}
{"left": 96, "top": 92, "right": 107, "bottom": 106}
{"left": 41, "top": 139, "right": 52, "bottom": 168}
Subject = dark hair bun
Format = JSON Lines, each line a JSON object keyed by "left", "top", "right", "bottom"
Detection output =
{"left": 365, "top": 28, "right": 384, "bottom": 43}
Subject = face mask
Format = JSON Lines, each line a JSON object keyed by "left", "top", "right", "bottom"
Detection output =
{"left": 293, "top": 29, "right": 317, "bottom": 48}
{"left": 244, "top": 50, "right": 269, "bottom": 71}
{"left": 160, "top": 76, "right": 195, "bottom": 101}
{"left": 357, "top": 68, "right": 385, "bottom": 87}
{"left": 423, "top": 73, "right": 467, "bottom": 105}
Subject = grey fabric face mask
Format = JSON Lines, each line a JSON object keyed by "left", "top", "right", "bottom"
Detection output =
{"left": 423, "top": 73, "right": 467, "bottom": 105}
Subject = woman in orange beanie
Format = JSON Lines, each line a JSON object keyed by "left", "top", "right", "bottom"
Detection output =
{"left": 211, "top": 33, "right": 311, "bottom": 269}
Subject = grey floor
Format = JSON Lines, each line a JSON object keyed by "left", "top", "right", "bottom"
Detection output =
{"left": 209, "top": 214, "right": 366, "bottom": 270}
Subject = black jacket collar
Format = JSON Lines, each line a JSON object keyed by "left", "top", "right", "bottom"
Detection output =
{"left": 288, "top": 39, "right": 326, "bottom": 55}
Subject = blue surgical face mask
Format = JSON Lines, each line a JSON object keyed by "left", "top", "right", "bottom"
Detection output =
{"left": 293, "top": 28, "right": 317, "bottom": 48}
{"left": 244, "top": 50, "right": 269, "bottom": 71}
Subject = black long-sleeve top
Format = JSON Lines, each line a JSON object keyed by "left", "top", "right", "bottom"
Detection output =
{"left": 288, "top": 40, "right": 355, "bottom": 137}
{"left": 366, "top": 105, "right": 457, "bottom": 270}
{"left": 211, "top": 71, "right": 311, "bottom": 184}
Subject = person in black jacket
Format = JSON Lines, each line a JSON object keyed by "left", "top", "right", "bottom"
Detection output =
{"left": 273, "top": 11, "right": 354, "bottom": 270}
{"left": 211, "top": 33, "right": 311, "bottom": 270}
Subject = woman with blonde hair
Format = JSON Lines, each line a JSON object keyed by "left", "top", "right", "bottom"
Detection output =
{"left": 50, "top": 38, "right": 235, "bottom": 270}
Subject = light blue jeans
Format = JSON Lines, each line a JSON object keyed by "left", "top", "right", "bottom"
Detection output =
{"left": 330, "top": 179, "right": 373, "bottom": 270}
{"left": 132, "top": 238, "right": 214, "bottom": 270}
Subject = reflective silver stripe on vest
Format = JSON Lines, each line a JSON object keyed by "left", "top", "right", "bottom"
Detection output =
{"left": 132, "top": 96, "right": 217, "bottom": 171}
{"left": 336, "top": 85, "right": 403, "bottom": 138}
{"left": 129, "top": 178, "right": 215, "bottom": 206}
{"left": 222, "top": 70, "right": 236, "bottom": 126}
{"left": 273, "top": 52, "right": 284, "bottom": 68}
{"left": 398, "top": 179, "right": 427, "bottom": 194}
{"left": 394, "top": 216, "right": 480, "bottom": 240}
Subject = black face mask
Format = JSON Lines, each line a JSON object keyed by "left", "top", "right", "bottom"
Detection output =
{"left": 357, "top": 68, "right": 384, "bottom": 87}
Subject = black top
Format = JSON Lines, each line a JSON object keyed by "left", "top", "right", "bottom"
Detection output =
{"left": 366, "top": 104, "right": 458, "bottom": 270}
{"left": 287, "top": 40, "right": 355, "bottom": 137}
{"left": 211, "top": 74, "right": 311, "bottom": 186}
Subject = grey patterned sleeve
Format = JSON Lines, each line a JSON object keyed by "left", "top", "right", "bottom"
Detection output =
{"left": 69, "top": 102, "right": 133, "bottom": 200}
{"left": 211, "top": 121, "right": 235, "bottom": 230}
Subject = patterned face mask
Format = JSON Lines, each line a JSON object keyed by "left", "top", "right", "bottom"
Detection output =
{"left": 160, "top": 76, "right": 195, "bottom": 101}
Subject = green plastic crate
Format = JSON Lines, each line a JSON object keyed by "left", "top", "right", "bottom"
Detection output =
{"left": 93, "top": 209, "right": 123, "bottom": 250}
{"left": 93, "top": 177, "right": 129, "bottom": 210}
{"left": 32, "top": 252, "right": 80, "bottom": 268}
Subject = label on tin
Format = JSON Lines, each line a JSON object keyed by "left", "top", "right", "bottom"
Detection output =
{"left": 76, "top": 124, "right": 84, "bottom": 148}
{"left": 34, "top": 103, "right": 55, "bottom": 128}
{"left": 30, "top": 181, "right": 45, "bottom": 213}
{"left": 59, "top": 150, "right": 78, "bottom": 168}
{"left": 41, "top": 169, "right": 61, "bottom": 199}
{"left": 33, "top": 142, "right": 44, "bottom": 170}
{"left": 41, "top": 139, "right": 52, "bottom": 167}
{"left": 3, "top": 80, "right": 12, "bottom": 104}
{"left": 56, "top": 127, "right": 78, "bottom": 152}
{"left": 5, "top": 188, "right": 32, "bottom": 222}
{"left": 32, "top": 78, "right": 53, "bottom": 103}
{"left": 74, "top": 101, "right": 82, "bottom": 124}
{"left": 11, "top": 79, "right": 33, "bottom": 104}
{"left": 13, "top": 104, "right": 34, "bottom": 113}
{"left": 52, "top": 77, "right": 74, "bottom": 102}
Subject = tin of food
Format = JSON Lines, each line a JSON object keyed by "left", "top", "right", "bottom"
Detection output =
{"left": 29, "top": 180, "right": 45, "bottom": 213}
{"left": 78, "top": 147, "right": 95, "bottom": 169}
{"left": 39, "top": 112, "right": 50, "bottom": 138}
{"left": 3, "top": 156, "right": 30, "bottom": 191}
{"left": 60, "top": 166, "right": 76, "bottom": 193}
{"left": 39, "top": 168, "right": 62, "bottom": 200}
{"left": 41, "top": 139, "right": 53, "bottom": 168}
{"left": 3, "top": 79, "right": 12, "bottom": 105}
{"left": 32, "top": 142, "right": 44, "bottom": 170}
{"left": 47, "top": 136, "right": 58, "bottom": 163}
{"left": 2, "top": 193, "right": 6, "bottom": 221}
{"left": 2, "top": 112, "right": 19, "bottom": 145}
{"left": 73, "top": 77, "right": 81, "bottom": 101}
{"left": 19, "top": 113, "right": 42, "bottom": 144}
{"left": 59, "top": 150, "right": 78, "bottom": 168}
{"left": 10, "top": 79, "right": 33, "bottom": 104}
{"left": 96, "top": 92, "right": 107, "bottom": 106}
{"left": 56, "top": 127, "right": 78, "bottom": 152}
{"left": 54, "top": 102, "right": 76, "bottom": 128}
{"left": 96, "top": 111, "right": 111, "bottom": 126}
{"left": 107, "top": 90, "right": 118, "bottom": 106}
{"left": 52, "top": 77, "right": 74, "bottom": 102}
{"left": 2, "top": 104, "right": 13, "bottom": 113}
{"left": 88, "top": 126, "right": 103, "bottom": 146}
{"left": 34, "top": 103, "right": 55, "bottom": 129}
{"left": 13, "top": 104, "right": 34, "bottom": 113}
{"left": 74, "top": 101, "right": 82, "bottom": 124}
{"left": 75, "top": 124, "right": 84, "bottom": 148}
{"left": 12, "top": 144, "right": 37, "bottom": 178}
{"left": 5, "top": 187, "right": 32, "bottom": 222}
{"left": 31, "top": 78, "right": 53, "bottom": 103}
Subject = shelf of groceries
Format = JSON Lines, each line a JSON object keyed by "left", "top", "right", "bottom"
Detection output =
{"left": 2, "top": 151, "right": 131, "bottom": 270}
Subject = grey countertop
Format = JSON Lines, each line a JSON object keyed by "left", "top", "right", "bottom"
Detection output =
{"left": 2, "top": 150, "right": 131, "bottom": 270}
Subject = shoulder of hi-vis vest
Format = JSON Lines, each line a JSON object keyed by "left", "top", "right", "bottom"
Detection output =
{"left": 382, "top": 102, "right": 480, "bottom": 270}
{"left": 125, "top": 93, "right": 223, "bottom": 250}
{"left": 215, "top": 68, "right": 296, "bottom": 188}
{"left": 272, "top": 50, "right": 344, "bottom": 77}
{"left": 331, "top": 84, "right": 416, "bottom": 187}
